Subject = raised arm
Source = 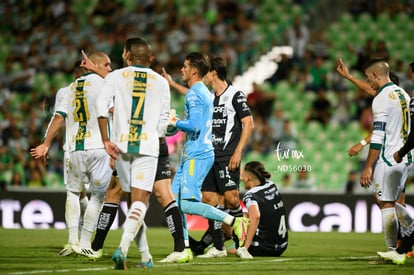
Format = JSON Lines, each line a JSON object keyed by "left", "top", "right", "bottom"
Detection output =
{"left": 336, "top": 58, "right": 376, "bottom": 97}
{"left": 161, "top": 67, "right": 188, "bottom": 95}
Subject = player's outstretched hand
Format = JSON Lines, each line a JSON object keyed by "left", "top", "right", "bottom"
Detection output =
{"left": 348, "top": 143, "right": 362, "bottom": 157}
{"left": 103, "top": 141, "right": 120, "bottom": 160}
{"left": 393, "top": 151, "right": 402, "bottom": 163}
{"left": 30, "top": 144, "right": 49, "bottom": 159}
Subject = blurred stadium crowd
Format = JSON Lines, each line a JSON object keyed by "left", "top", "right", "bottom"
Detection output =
{"left": 1, "top": 0, "right": 414, "bottom": 191}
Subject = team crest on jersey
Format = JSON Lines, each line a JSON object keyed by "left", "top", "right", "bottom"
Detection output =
{"left": 388, "top": 92, "right": 397, "bottom": 100}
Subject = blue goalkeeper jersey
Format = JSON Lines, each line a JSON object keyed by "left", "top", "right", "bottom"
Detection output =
{"left": 176, "top": 81, "right": 214, "bottom": 160}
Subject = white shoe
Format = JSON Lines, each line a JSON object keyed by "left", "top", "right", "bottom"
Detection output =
{"left": 158, "top": 250, "right": 191, "bottom": 263}
{"left": 236, "top": 247, "right": 253, "bottom": 259}
{"left": 73, "top": 245, "right": 103, "bottom": 260}
{"left": 377, "top": 250, "right": 406, "bottom": 265}
{"left": 58, "top": 244, "right": 75, "bottom": 256}
{"left": 197, "top": 247, "right": 227, "bottom": 258}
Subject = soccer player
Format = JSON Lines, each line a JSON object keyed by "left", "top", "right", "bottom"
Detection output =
{"left": 33, "top": 60, "right": 89, "bottom": 256}
{"left": 337, "top": 59, "right": 413, "bottom": 253}
{"left": 160, "top": 52, "right": 247, "bottom": 263}
{"left": 360, "top": 59, "right": 411, "bottom": 252}
{"left": 95, "top": 37, "right": 170, "bottom": 270}
{"left": 237, "top": 161, "right": 288, "bottom": 258}
{"left": 74, "top": 48, "right": 185, "bottom": 268}
{"left": 30, "top": 52, "right": 113, "bottom": 255}
{"left": 192, "top": 57, "right": 254, "bottom": 258}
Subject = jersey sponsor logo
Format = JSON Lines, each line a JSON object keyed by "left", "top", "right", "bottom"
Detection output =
{"left": 122, "top": 70, "right": 156, "bottom": 79}
{"left": 120, "top": 128, "right": 148, "bottom": 142}
{"left": 212, "top": 134, "right": 224, "bottom": 145}
{"left": 213, "top": 106, "right": 227, "bottom": 115}
{"left": 73, "top": 129, "right": 91, "bottom": 141}
{"left": 212, "top": 118, "right": 227, "bottom": 125}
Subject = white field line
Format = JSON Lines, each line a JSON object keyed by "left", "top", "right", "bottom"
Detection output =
{"left": 2, "top": 256, "right": 380, "bottom": 275}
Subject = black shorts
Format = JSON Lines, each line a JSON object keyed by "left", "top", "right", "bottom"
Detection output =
{"left": 155, "top": 138, "right": 171, "bottom": 181}
{"left": 201, "top": 160, "right": 240, "bottom": 194}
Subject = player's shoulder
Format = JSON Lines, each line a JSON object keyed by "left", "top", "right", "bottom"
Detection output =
{"left": 57, "top": 83, "right": 72, "bottom": 95}
{"left": 226, "top": 84, "right": 245, "bottom": 96}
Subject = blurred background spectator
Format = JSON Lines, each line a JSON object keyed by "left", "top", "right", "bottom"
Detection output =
{"left": 2, "top": 0, "right": 414, "bottom": 193}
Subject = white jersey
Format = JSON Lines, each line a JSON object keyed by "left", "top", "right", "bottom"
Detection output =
{"left": 55, "top": 73, "right": 105, "bottom": 152}
{"left": 371, "top": 82, "right": 412, "bottom": 165}
{"left": 96, "top": 65, "right": 170, "bottom": 156}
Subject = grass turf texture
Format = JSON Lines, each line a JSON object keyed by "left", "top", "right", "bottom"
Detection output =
{"left": 0, "top": 228, "right": 412, "bottom": 274}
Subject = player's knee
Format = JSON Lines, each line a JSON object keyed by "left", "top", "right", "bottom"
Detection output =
{"left": 224, "top": 191, "right": 240, "bottom": 208}
{"left": 201, "top": 191, "right": 218, "bottom": 205}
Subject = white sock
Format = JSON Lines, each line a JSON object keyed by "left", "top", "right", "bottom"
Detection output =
{"left": 395, "top": 202, "right": 414, "bottom": 237}
{"left": 119, "top": 201, "right": 147, "bottom": 256}
{"left": 134, "top": 222, "right": 151, "bottom": 262}
{"left": 79, "top": 195, "right": 89, "bottom": 235}
{"left": 65, "top": 191, "right": 80, "bottom": 245}
{"left": 79, "top": 192, "right": 104, "bottom": 246}
{"left": 381, "top": 207, "right": 398, "bottom": 249}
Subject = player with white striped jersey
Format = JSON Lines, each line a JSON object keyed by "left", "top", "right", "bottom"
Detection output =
{"left": 96, "top": 66, "right": 169, "bottom": 158}
{"left": 370, "top": 84, "right": 411, "bottom": 166}
{"left": 30, "top": 53, "right": 113, "bottom": 255}
{"left": 96, "top": 37, "right": 170, "bottom": 270}
{"left": 39, "top": 61, "right": 90, "bottom": 256}
{"left": 361, "top": 59, "right": 411, "bottom": 251}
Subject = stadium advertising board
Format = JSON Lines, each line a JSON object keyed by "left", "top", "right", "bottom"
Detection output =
{"left": 1, "top": 191, "right": 413, "bottom": 232}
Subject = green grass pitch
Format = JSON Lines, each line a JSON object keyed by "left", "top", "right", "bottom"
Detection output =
{"left": 0, "top": 228, "right": 412, "bottom": 274}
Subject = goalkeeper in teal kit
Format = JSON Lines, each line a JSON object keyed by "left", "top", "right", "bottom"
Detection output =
{"left": 160, "top": 52, "right": 248, "bottom": 263}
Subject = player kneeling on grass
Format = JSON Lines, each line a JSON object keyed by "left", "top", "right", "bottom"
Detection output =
{"left": 237, "top": 161, "right": 288, "bottom": 259}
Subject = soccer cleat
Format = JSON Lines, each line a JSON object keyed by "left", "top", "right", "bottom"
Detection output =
{"left": 72, "top": 245, "right": 103, "bottom": 260}
{"left": 189, "top": 236, "right": 205, "bottom": 256}
{"left": 197, "top": 247, "right": 227, "bottom": 258}
{"left": 377, "top": 250, "right": 406, "bottom": 265}
{"left": 406, "top": 250, "right": 414, "bottom": 258}
{"left": 185, "top": 248, "right": 193, "bottom": 261}
{"left": 58, "top": 244, "right": 74, "bottom": 256}
{"left": 112, "top": 248, "right": 127, "bottom": 270}
{"left": 158, "top": 250, "right": 191, "bottom": 263}
{"left": 136, "top": 259, "right": 153, "bottom": 269}
{"left": 233, "top": 217, "right": 248, "bottom": 247}
{"left": 236, "top": 247, "right": 253, "bottom": 259}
